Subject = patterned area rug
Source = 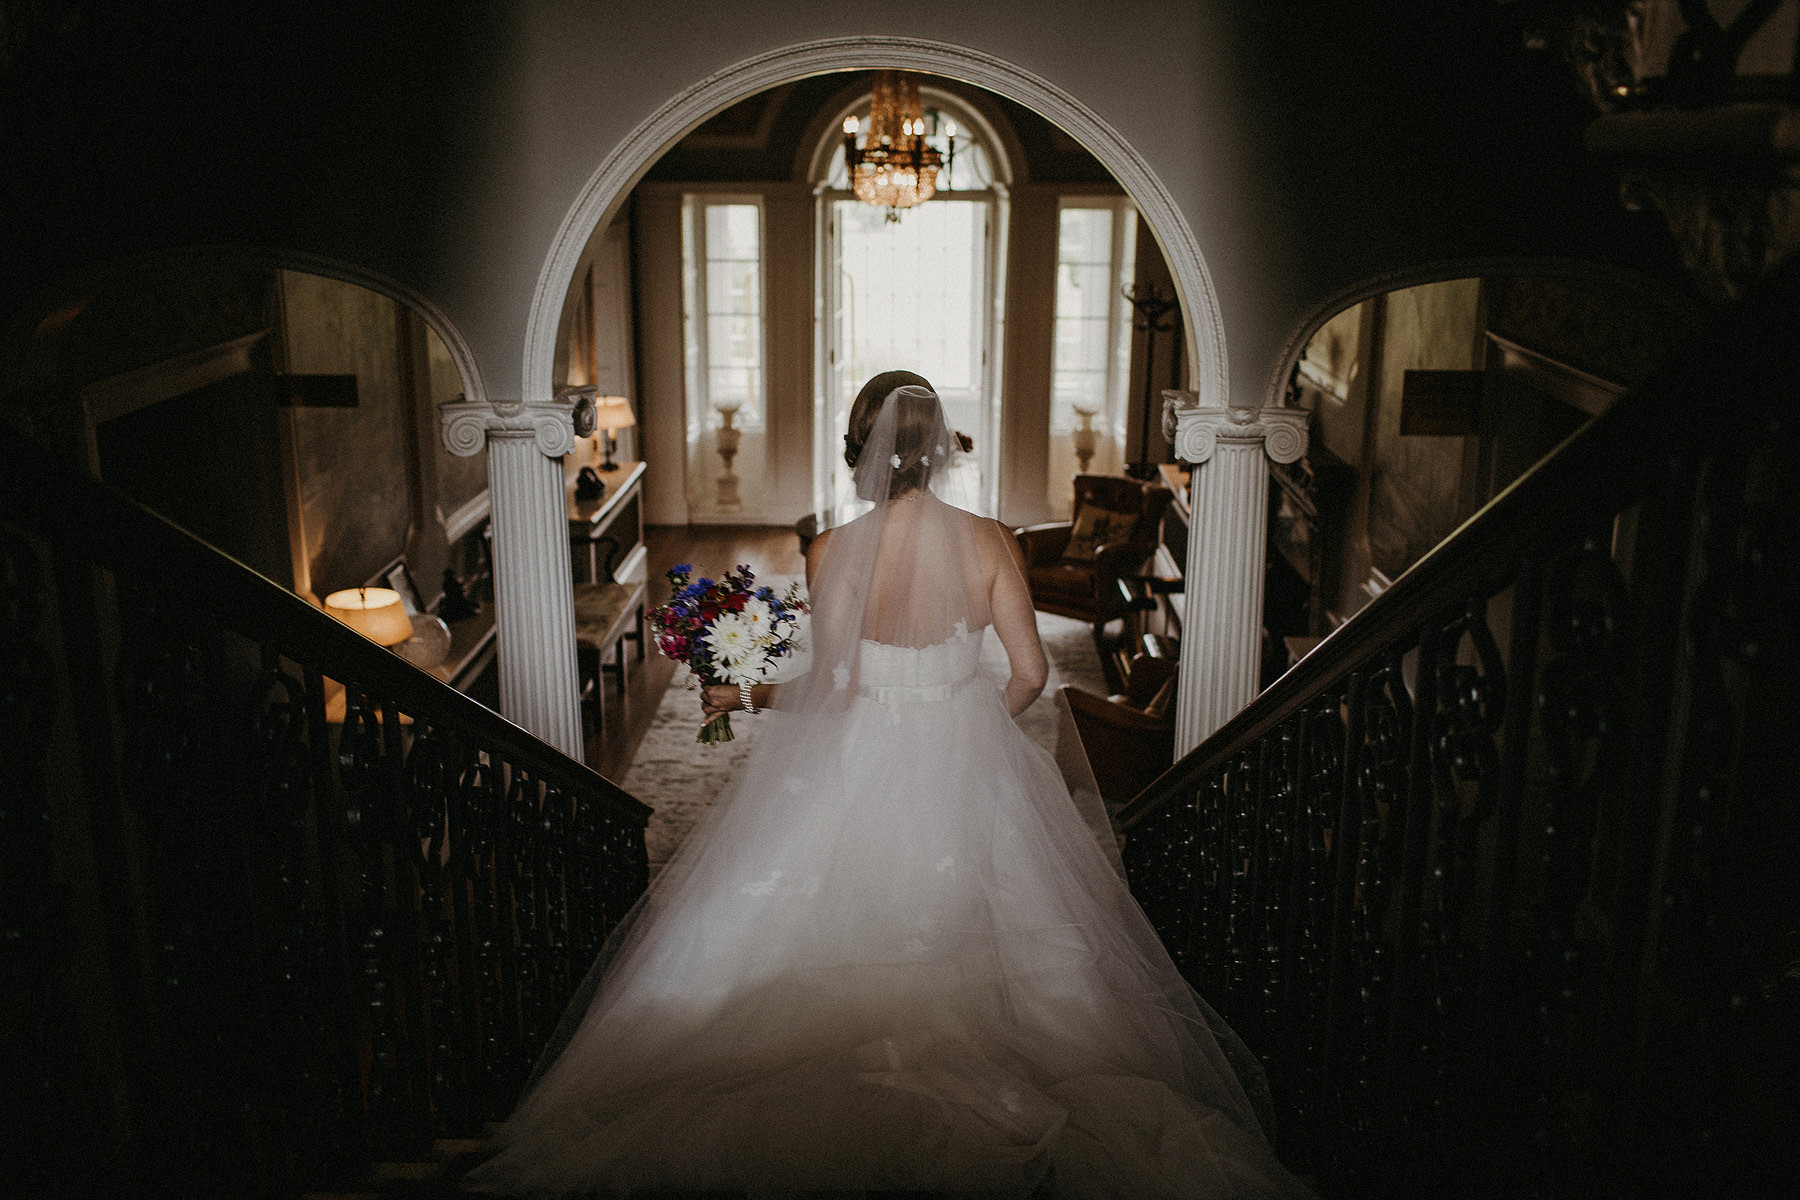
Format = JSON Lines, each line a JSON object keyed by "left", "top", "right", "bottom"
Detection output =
{"left": 621, "top": 588, "right": 1109, "bottom": 872}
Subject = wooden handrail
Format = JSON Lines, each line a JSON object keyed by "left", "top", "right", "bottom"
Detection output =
{"left": 1, "top": 430, "right": 647, "bottom": 823}
{"left": 1121, "top": 258, "right": 1793, "bottom": 831}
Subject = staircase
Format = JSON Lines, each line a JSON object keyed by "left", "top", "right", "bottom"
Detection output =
{"left": 0, "top": 432, "right": 650, "bottom": 1196}
{"left": 6, "top": 262, "right": 1797, "bottom": 1197}
{"left": 1117, "top": 259, "right": 1800, "bottom": 1197}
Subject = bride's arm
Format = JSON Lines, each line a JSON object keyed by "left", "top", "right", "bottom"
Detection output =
{"left": 989, "top": 522, "right": 1049, "bottom": 718}
{"left": 700, "top": 530, "right": 831, "bottom": 720}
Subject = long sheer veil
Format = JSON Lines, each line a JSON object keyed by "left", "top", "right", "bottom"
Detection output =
{"left": 521, "top": 385, "right": 996, "bottom": 1086}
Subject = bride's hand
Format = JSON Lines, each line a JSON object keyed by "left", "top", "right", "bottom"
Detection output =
{"left": 700, "top": 684, "right": 740, "bottom": 719}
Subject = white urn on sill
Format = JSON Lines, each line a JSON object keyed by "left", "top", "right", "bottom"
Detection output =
{"left": 1071, "top": 403, "right": 1100, "bottom": 473}
{"left": 714, "top": 400, "right": 743, "bottom": 511}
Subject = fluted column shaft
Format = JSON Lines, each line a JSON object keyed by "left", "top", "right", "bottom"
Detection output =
{"left": 442, "top": 397, "right": 583, "bottom": 758}
{"left": 1164, "top": 395, "right": 1310, "bottom": 755}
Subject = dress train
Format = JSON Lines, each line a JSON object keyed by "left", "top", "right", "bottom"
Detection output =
{"left": 464, "top": 629, "right": 1310, "bottom": 1198}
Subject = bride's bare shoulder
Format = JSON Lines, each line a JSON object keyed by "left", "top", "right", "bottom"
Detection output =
{"left": 974, "top": 517, "right": 1027, "bottom": 570}
{"left": 981, "top": 515, "right": 1022, "bottom": 549}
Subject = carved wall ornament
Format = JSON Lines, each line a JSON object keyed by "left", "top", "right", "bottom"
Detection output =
{"left": 441, "top": 397, "right": 576, "bottom": 459}
{"left": 1616, "top": 159, "right": 1800, "bottom": 304}
{"left": 1164, "top": 393, "right": 1311, "bottom": 466}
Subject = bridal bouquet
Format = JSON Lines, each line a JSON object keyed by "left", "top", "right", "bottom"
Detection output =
{"left": 648, "top": 563, "right": 809, "bottom": 744}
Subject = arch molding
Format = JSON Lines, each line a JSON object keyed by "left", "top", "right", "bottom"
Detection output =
{"left": 523, "top": 35, "right": 1227, "bottom": 413}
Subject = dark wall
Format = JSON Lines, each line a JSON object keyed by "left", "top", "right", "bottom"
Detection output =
{"left": 1219, "top": 2, "right": 1688, "bottom": 312}
{"left": 96, "top": 368, "right": 290, "bottom": 585}
{"left": 0, "top": 0, "right": 508, "bottom": 329}
{"left": 0, "top": 0, "right": 1706, "bottom": 416}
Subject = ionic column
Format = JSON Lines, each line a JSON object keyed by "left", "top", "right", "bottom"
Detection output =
{"left": 442, "top": 397, "right": 584, "bottom": 758}
{"left": 1163, "top": 394, "right": 1310, "bottom": 755}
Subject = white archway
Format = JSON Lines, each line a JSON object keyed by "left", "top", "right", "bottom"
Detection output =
{"left": 521, "top": 35, "right": 1228, "bottom": 416}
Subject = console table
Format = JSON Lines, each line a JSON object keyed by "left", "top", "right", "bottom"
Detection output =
{"left": 568, "top": 460, "right": 647, "bottom": 585}
{"left": 567, "top": 461, "right": 648, "bottom": 727}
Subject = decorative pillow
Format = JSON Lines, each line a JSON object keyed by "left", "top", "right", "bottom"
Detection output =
{"left": 1063, "top": 505, "right": 1138, "bottom": 562}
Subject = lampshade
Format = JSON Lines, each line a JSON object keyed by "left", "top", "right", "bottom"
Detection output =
{"left": 592, "top": 395, "right": 636, "bottom": 432}
{"left": 323, "top": 587, "right": 415, "bottom": 647}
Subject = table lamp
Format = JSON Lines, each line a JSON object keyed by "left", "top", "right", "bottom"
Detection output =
{"left": 323, "top": 586, "right": 415, "bottom": 647}
{"left": 593, "top": 395, "right": 636, "bottom": 471}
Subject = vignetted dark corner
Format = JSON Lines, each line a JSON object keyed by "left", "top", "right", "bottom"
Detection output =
{"left": 1, "top": 2, "right": 1795, "bottom": 1196}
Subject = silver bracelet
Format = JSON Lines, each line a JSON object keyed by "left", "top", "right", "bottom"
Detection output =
{"left": 739, "top": 680, "right": 758, "bottom": 713}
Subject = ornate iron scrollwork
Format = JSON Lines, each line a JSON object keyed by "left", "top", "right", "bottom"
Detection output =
{"left": 1652, "top": 424, "right": 1800, "bottom": 1188}
{"left": 113, "top": 577, "right": 275, "bottom": 1185}
{"left": 1334, "top": 658, "right": 1407, "bottom": 1178}
{"left": 247, "top": 644, "right": 353, "bottom": 1179}
{"left": 404, "top": 719, "right": 462, "bottom": 1134}
{"left": 1529, "top": 527, "right": 1629, "bottom": 1177}
{"left": 339, "top": 687, "right": 408, "bottom": 1148}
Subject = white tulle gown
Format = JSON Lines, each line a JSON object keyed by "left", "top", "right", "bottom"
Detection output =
{"left": 465, "top": 387, "right": 1309, "bottom": 1199}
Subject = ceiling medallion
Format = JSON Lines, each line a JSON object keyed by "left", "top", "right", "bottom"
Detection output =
{"left": 841, "top": 71, "right": 954, "bottom": 219}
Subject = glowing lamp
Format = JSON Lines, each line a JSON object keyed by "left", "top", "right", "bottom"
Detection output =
{"left": 323, "top": 587, "right": 414, "bottom": 647}
{"left": 592, "top": 394, "right": 636, "bottom": 471}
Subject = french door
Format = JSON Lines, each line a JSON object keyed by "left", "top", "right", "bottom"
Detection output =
{"left": 817, "top": 194, "right": 1003, "bottom": 515}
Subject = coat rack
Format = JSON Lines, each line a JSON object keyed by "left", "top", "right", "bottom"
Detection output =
{"left": 1123, "top": 282, "right": 1178, "bottom": 480}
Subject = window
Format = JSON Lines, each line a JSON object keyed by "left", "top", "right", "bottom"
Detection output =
{"left": 682, "top": 197, "right": 766, "bottom": 432}
{"left": 1050, "top": 200, "right": 1136, "bottom": 437}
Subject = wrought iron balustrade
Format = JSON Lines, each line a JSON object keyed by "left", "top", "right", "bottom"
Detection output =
{"left": 0, "top": 435, "right": 650, "bottom": 1195}
{"left": 1119, "top": 261, "right": 1800, "bottom": 1198}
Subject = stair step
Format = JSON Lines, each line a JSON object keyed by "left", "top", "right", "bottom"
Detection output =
{"left": 302, "top": 1138, "right": 1058, "bottom": 1198}
{"left": 302, "top": 1138, "right": 494, "bottom": 1199}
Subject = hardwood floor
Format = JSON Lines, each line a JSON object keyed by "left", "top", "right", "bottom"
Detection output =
{"left": 580, "top": 524, "right": 806, "bottom": 785}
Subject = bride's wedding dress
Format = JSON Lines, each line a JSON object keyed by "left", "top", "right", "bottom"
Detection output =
{"left": 465, "top": 388, "right": 1309, "bottom": 1198}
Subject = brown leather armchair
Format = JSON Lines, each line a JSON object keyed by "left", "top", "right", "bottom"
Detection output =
{"left": 1060, "top": 649, "right": 1179, "bottom": 810}
{"left": 1014, "top": 476, "right": 1173, "bottom": 675}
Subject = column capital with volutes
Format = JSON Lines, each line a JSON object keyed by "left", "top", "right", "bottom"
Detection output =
{"left": 440, "top": 397, "right": 576, "bottom": 459}
{"left": 1161, "top": 392, "right": 1310, "bottom": 466}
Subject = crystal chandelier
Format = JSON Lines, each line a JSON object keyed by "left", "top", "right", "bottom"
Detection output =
{"left": 841, "top": 71, "right": 954, "bottom": 217}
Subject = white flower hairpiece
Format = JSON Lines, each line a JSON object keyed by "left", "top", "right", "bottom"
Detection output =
{"left": 920, "top": 455, "right": 930, "bottom": 466}
{"left": 890, "top": 454, "right": 901, "bottom": 469}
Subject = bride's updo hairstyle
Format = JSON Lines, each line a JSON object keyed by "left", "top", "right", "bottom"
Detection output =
{"left": 844, "top": 368, "right": 932, "bottom": 468}
{"left": 845, "top": 370, "right": 948, "bottom": 501}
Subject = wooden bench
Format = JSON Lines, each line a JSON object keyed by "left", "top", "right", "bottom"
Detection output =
{"left": 573, "top": 578, "right": 647, "bottom": 729}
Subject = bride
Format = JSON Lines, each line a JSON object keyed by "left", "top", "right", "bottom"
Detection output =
{"left": 464, "top": 374, "right": 1310, "bottom": 1198}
